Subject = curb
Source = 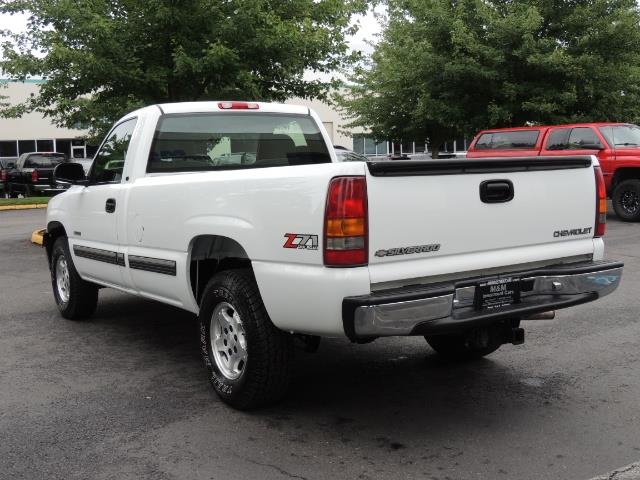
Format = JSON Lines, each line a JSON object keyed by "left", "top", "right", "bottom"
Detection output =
{"left": 31, "top": 229, "right": 45, "bottom": 246}
{"left": 0, "top": 203, "right": 48, "bottom": 211}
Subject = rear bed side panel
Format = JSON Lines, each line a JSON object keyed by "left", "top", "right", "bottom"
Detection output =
{"left": 120, "top": 160, "right": 371, "bottom": 334}
{"left": 252, "top": 262, "right": 370, "bottom": 336}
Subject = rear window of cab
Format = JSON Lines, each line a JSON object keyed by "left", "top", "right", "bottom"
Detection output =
{"left": 147, "top": 113, "right": 332, "bottom": 173}
{"left": 473, "top": 130, "right": 540, "bottom": 150}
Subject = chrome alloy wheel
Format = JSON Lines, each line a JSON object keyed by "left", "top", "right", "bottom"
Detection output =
{"left": 55, "top": 255, "right": 71, "bottom": 303}
{"left": 210, "top": 302, "right": 248, "bottom": 380}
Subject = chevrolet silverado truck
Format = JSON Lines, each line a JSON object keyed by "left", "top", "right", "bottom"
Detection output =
{"left": 466, "top": 123, "right": 640, "bottom": 222}
{"left": 44, "top": 102, "right": 623, "bottom": 409}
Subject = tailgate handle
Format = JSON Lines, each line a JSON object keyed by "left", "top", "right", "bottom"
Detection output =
{"left": 480, "top": 180, "right": 514, "bottom": 203}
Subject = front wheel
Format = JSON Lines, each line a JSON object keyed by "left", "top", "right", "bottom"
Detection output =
{"left": 612, "top": 179, "right": 640, "bottom": 221}
{"left": 50, "top": 236, "right": 99, "bottom": 319}
{"left": 199, "top": 269, "right": 293, "bottom": 410}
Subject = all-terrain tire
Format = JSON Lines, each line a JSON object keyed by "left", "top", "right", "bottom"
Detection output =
{"left": 199, "top": 269, "right": 293, "bottom": 410}
{"left": 50, "top": 236, "right": 99, "bottom": 319}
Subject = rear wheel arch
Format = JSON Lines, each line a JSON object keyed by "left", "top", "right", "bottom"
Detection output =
{"left": 188, "top": 234, "right": 252, "bottom": 305}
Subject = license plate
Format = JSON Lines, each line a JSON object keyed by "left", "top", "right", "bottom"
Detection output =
{"left": 475, "top": 277, "right": 521, "bottom": 311}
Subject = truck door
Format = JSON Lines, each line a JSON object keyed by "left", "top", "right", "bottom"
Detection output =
{"left": 67, "top": 118, "right": 138, "bottom": 288}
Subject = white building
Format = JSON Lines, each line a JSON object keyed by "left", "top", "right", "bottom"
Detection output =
{"left": 0, "top": 80, "right": 468, "bottom": 159}
{"left": 0, "top": 80, "right": 95, "bottom": 158}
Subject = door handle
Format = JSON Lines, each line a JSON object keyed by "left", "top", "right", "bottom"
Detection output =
{"left": 480, "top": 180, "right": 514, "bottom": 203}
{"left": 105, "top": 198, "right": 116, "bottom": 213}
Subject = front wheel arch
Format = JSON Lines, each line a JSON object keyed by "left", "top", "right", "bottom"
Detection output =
{"left": 45, "top": 221, "right": 67, "bottom": 266}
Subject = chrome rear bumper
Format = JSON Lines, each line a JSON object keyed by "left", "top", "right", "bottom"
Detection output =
{"left": 342, "top": 260, "right": 623, "bottom": 341}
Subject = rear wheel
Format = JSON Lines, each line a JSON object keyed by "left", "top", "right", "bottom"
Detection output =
{"left": 8, "top": 185, "right": 18, "bottom": 198}
{"left": 50, "top": 236, "right": 99, "bottom": 319}
{"left": 199, "top": 269, "right": 293, "bottom": 410}
{"left": 612, "top": 179, "right": 640, "bottom": 221}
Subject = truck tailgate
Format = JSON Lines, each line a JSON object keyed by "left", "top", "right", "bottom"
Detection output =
{"left": 366, "top": 157, "right": 598, "bottom": 286}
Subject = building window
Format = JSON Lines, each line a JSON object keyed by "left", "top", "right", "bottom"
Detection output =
{"left": 37, "top": 139, "right": 54, "bottom": 152}
{"left": 18, "top": 140, "right": 36, "bottom": 155}
{"left": 86, "top": 145, "right": 98, "bottom": 158}
{"left": 353, "top": 135, "right": 387, "bottom": 156}
{"left": 56, "top": 139, "right": 72, "bottom": 157}
{"left": 353, "top": 135, "right": 364, "bottom": 154}
{"left": 401, "top": 141, "right": 414, "bottom": 155}
{"left": 0, "top": 141, "right": 17, "bottom": 157}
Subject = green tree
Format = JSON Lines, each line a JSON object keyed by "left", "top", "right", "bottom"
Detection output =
{"left": 0, "top": 0, "right": 367, "bottom": 138}
{"left": 337, "top": 0, "right": 640, "bottom": 158}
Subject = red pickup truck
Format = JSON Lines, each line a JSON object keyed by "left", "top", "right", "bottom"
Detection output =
{"left": 467, "top": 123, "right": 640, "bottom": 221}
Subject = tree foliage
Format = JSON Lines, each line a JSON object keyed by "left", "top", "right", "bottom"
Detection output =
{"left": 337, "top": 0, "right": 640, "bottom": 158}
{"left": 0, "top": 0, "right": 367, "bottom": 138}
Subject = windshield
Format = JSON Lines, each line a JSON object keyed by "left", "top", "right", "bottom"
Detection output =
{"left": 24, "top": 154, "right": 66, "bottom": 168}
{"left": 602, "top": 125, "right": 640, "bottom": 147}
{"left": 147, "top": 113, "right": 331, "bottom": 173}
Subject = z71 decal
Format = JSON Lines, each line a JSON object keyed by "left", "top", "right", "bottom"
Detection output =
{"left": 283, "top": 233, "right": 319, "bottom": 251}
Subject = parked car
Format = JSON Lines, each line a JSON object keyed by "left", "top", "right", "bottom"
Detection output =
{"left": 0, "top": 157, "right": 18, "bottom": 197}
{"left": 44, "top": 101, "right": 622, "bottom": 409}
{"left": 466, "top": 123, "right": 640, "bottom": 221}
{"left": 6, "top": 152, "right": 68, "bottom": 197}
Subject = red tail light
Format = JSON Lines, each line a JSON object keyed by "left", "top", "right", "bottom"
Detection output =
{"left": 594, "top": 166, "right": 606, "bottom": 237}
{"left": 0, "top": 170, "right": 5, "bottom": 182}
{"left": 31, "top": 169, "right": 38, "bottom": 183}
{"left": 218, "top": 101, "right": 259, "bottom": 110}
{"left": 324, "top": 176, "right": 368, "bottom": 267}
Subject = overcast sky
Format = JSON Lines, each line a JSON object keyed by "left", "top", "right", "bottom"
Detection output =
{"left": 0, "top": 6, "right": 385, "bottom": 80}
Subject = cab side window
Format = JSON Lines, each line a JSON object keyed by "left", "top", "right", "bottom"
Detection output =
{"left": 90, "top": 118, "right": 137, "bottom": 184}
{"left": 546, "top": 127, "right": 602, "bottom": 150}
{"left": 567, "top": 127, "right": 602, "bottom": 149}
{"left": 546, "top": 128, "right": 571, "bottom": 150}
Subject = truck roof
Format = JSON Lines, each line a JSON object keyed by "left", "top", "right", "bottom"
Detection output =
{"left": 123, "top": 101, "right": 311, "bottom": 121}
{"left": 476, "top": 122, "right": 633, "bottom": 135}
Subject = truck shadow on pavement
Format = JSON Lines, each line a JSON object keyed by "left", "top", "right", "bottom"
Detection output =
{"left": 88, "top": 290, "right": 566, "bottom": 442}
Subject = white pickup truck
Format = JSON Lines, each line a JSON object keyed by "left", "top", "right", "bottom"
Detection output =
{"left": 45, "top": 101, "right": 623, "bottom": 409}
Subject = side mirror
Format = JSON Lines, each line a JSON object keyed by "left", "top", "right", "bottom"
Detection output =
{"left": 54, "top": 162, "right": 87, "bottom": 185}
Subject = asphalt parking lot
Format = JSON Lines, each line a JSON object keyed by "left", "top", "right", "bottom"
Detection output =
{"left": 1, "top": 209, "right": 640, "bottom": 480}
